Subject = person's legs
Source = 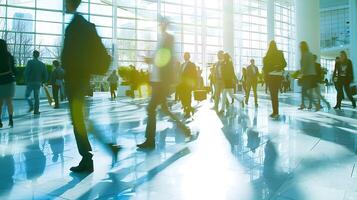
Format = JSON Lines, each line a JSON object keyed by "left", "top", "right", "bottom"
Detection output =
{"left": 214, "top": 81, "right": 223, "bottom": 110}
{"left": 245, "top": 81, "right": 252, "bottom": 104}
{"left": 53, "top": 85, "right": 60, "bottom": 108}
{"left": 6, "top": 97, "right": 14, "bottom": 127}
{"left": 221, "top": 89, "right": 228, "bottom": 112}
{"left": 343, "top": 80, "right": 356, "bottom": 107}
{"left": 269, "top": 76, "right": 281, "bottom": 115}
{"left": 335, "top": 81, "right": 343, "bottom": 108}
{"left": 25, "top": 85, "right": 34, "bottom": 111}
{"left": 253, "top": 82, "right": 258, "bottom": 105}
{"left": 33, "top": 86, "right": 40, "bottom": 113}
{"left": 68, "top": 91, "right": 93, "bottom": 172}
{"left": 143, "top": 83, "right": 161, "bottom": 145}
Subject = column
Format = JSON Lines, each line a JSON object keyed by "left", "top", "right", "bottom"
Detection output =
{"left": 350, "top": 0, "right": 357, "bottom": 81}
{"left": 267, "top": 0, "right": 275, "bottom": 42}
{"left": 223, "top": 0, "right": 234, "bottom": 56}
{"left": 112, "top": 0, "right": 118, "bottom": 70}
{"left": 295, "top": 0, "right": 320, "bottom": 66}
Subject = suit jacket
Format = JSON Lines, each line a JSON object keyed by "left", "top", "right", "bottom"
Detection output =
{"left": 180, "top": 61, "right": 197, "bottom": 88}
{"left": 333, "top": 59, "right": 354, "bottom": 82}
{"left": 150, "top": 32, "right": 175, "bottom": 85}
{"left": 61, "top": 13, "right": 93, "bottom": 85}
{"left": 221, "top": 60, "right": 237, "bottom": 88}
{"left": 246, "top": 64, "right": 259, "bottom": 83}
{"left": 25, "top": 58, "right": 47, "bottom": 87}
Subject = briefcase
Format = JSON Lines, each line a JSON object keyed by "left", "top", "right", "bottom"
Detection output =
{"left": 194, "top": 90, "right": 207, "bottom": 101}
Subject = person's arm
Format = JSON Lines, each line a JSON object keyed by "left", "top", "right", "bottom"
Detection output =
{"left": 349, "top": 59, "right": 354, "bottom": 82}
{"left": 24, "top": 61, "right": 30, "bottom": 82}
{"left": 10, "top": 56, "right": 17, "bottom": 76}
{"left": 43, "top": 64, "right": 48, "bottom": 84}
{"left": 281, "top": 51, "right": 287, "bottom": 70}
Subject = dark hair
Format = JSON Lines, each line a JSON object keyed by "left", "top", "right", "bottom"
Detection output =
{"left": 300, "top": 41, "right": 309, "bottom": 53}
{"left": 340, "top": 51, "right": 348, "bottom": 59}
{"left": 53, "top": 60, "right": 60, "bottom": 67}
{"left": 33, "top": 50, "right": 40, "bottom": 58}
{"left": 0, "top": 39, "right": 8, "bottom": 59}
{"left": 266, "top": 40, "right": 278, "bottom": 56}
{"left": 71, "top": 0, "right": 82, "bottom": 9}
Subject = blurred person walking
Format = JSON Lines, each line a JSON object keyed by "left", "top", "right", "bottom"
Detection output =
{"left": 245, "top": 59, "right": 259, "bottom": 107}
{"left": 62, "top": 0, "right": 113, "bottom": 173}
{"left": 263, "top": 41, "right": 287, "bottom": 119}
{"left": 0, "top": 39, "right": 16, "bottom": 128}
{"left": 51, "top": 60, "right": 65, "bottom": 108}
{"left": 298, "top": 41, "right": 319, "bottom": 111}
{"left": 333, "top": 51, "right": 356, "bottom": 109}
{"left": 107, "top": 70, "right": 119, "bottom": 100}
{"left": 24, "top": 50, "right": 48, "bottom": 115}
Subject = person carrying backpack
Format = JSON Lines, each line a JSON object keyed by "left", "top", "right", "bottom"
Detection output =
{"left": 61, "top": 0, "right": 112, "bottom": 173}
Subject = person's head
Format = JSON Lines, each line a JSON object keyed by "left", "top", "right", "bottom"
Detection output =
{"left": 299, "top": 41, "right": 309, "bottom": 54}
{"left": 0, "top": 39, "right": 8, "bottom": 57}
{"left": 224, "top": 53, "right": 231, "bottom": 62}
{"left": 158, "top": 17, "right": 169, "bottom": 33}
{"left": 267, "top": 40, "right": 278, "bottom": 54}
{"left": 217, "top": 50, "right": 224, "bottom": 61}
{"left": 340, "top": 51, "right": 348, "bottom": 63}
{"left": 250, "top": 59, "right": 255, "bottom": 65}
{"left": 183, "top": 52, "right": 190, "bottom": 62}
{"left": 335, "top": 57, "right": 340, "bottom": 62}
{"left": 65, "top": 0, "right": 81, "bottom": 13}
{"left": 33, "top": 50, "right": 40, "bottom": 59}
{"left": 313, "top": 54, "right": 318, "bottom": 62}
{"left": 112, "top": 70, "right": 116, "bottom": 74}
{"left": 52, "top": 60, "right": 60, "bottom": 67}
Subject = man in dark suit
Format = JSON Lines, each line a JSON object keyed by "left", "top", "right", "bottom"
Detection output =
{"left": 179, "top": 52, "right": 197, "bottom": 118}
{"left": 61, "top": 0, "right": 94, "bottom": 173}
{"left": 245, "top": 59, "right": 259, "bottom": 106}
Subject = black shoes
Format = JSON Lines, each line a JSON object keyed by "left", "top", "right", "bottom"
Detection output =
{"left": 8, "top": 119, "right": 13, "bottom": 128}
{"left": 137, "top": 140, "right": 155, "bottom": 150}
{"left": 352, "top": 101, "right": 356, "bottom": 109}
{"left": 28, "top": 107, "right": 34, "bottom": 113}
{"left": 70, "top": 158, "right": 94, "bottom": 173}
{"left": 0, "top": 120, "right": 13, "bottom": 128}
{"left": 333, "top": 105, "right": 341, "bottom": 110}
{"left": 34, "top": 111, "right": 41, "bottom": 115}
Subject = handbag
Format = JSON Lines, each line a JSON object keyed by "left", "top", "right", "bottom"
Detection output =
{"left": 351, "top": 85, "right": 357, "bottom": 96}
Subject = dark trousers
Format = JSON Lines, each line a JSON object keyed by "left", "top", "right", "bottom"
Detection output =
{"left": 67, "top": 84, "right": 92, "bottom": 159}
{"left": 25, "top": 84, "right": 41, "bottom": 112}
{"left": 52, "top": 85, "right": 60, "bottom": 107}
{"left": 145, "top": 82, "right": 170, "bottom": 142}
{"left": 110, "top": 84, "right": 117, "bottom": 99}
{"left": 246, "top": 80, "right": 258, "bottom": 104}
{"left": 267, "top": 76, "right": 282, "bottom": 115}
{"left": 179, "top": 84, "right": 193, "bottom": 114}
{"left": 336, "top": 77, "right": 355, "bottom": 106}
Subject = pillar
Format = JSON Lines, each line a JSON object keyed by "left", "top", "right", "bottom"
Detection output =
{"left": 223, "top": 0, "right": 234, "bottom": 56}
{"left": 295, "top": 0, "right": 320, "bottom": 68}
{"left": 267, "top": 0, "right": 275, "bottom": 42}
{"left": 350, "top": 0, "right": 357, "bottom": 81}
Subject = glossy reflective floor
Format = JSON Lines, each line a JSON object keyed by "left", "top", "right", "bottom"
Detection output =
{"left": 0, "top": 91, "right": 357, "bottom": 200}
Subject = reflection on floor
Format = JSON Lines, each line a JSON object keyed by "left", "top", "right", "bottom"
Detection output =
{"left": 0, "top": 92, "right": 357, "bottom": 200}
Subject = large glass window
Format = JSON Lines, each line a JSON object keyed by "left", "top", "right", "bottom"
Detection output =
{"left": 234, "top": 0, "right": 267, "bottom": 75}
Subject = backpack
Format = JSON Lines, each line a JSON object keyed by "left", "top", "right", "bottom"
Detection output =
{"left": 84, "top": 20, "right": 112, "bottom": 75}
